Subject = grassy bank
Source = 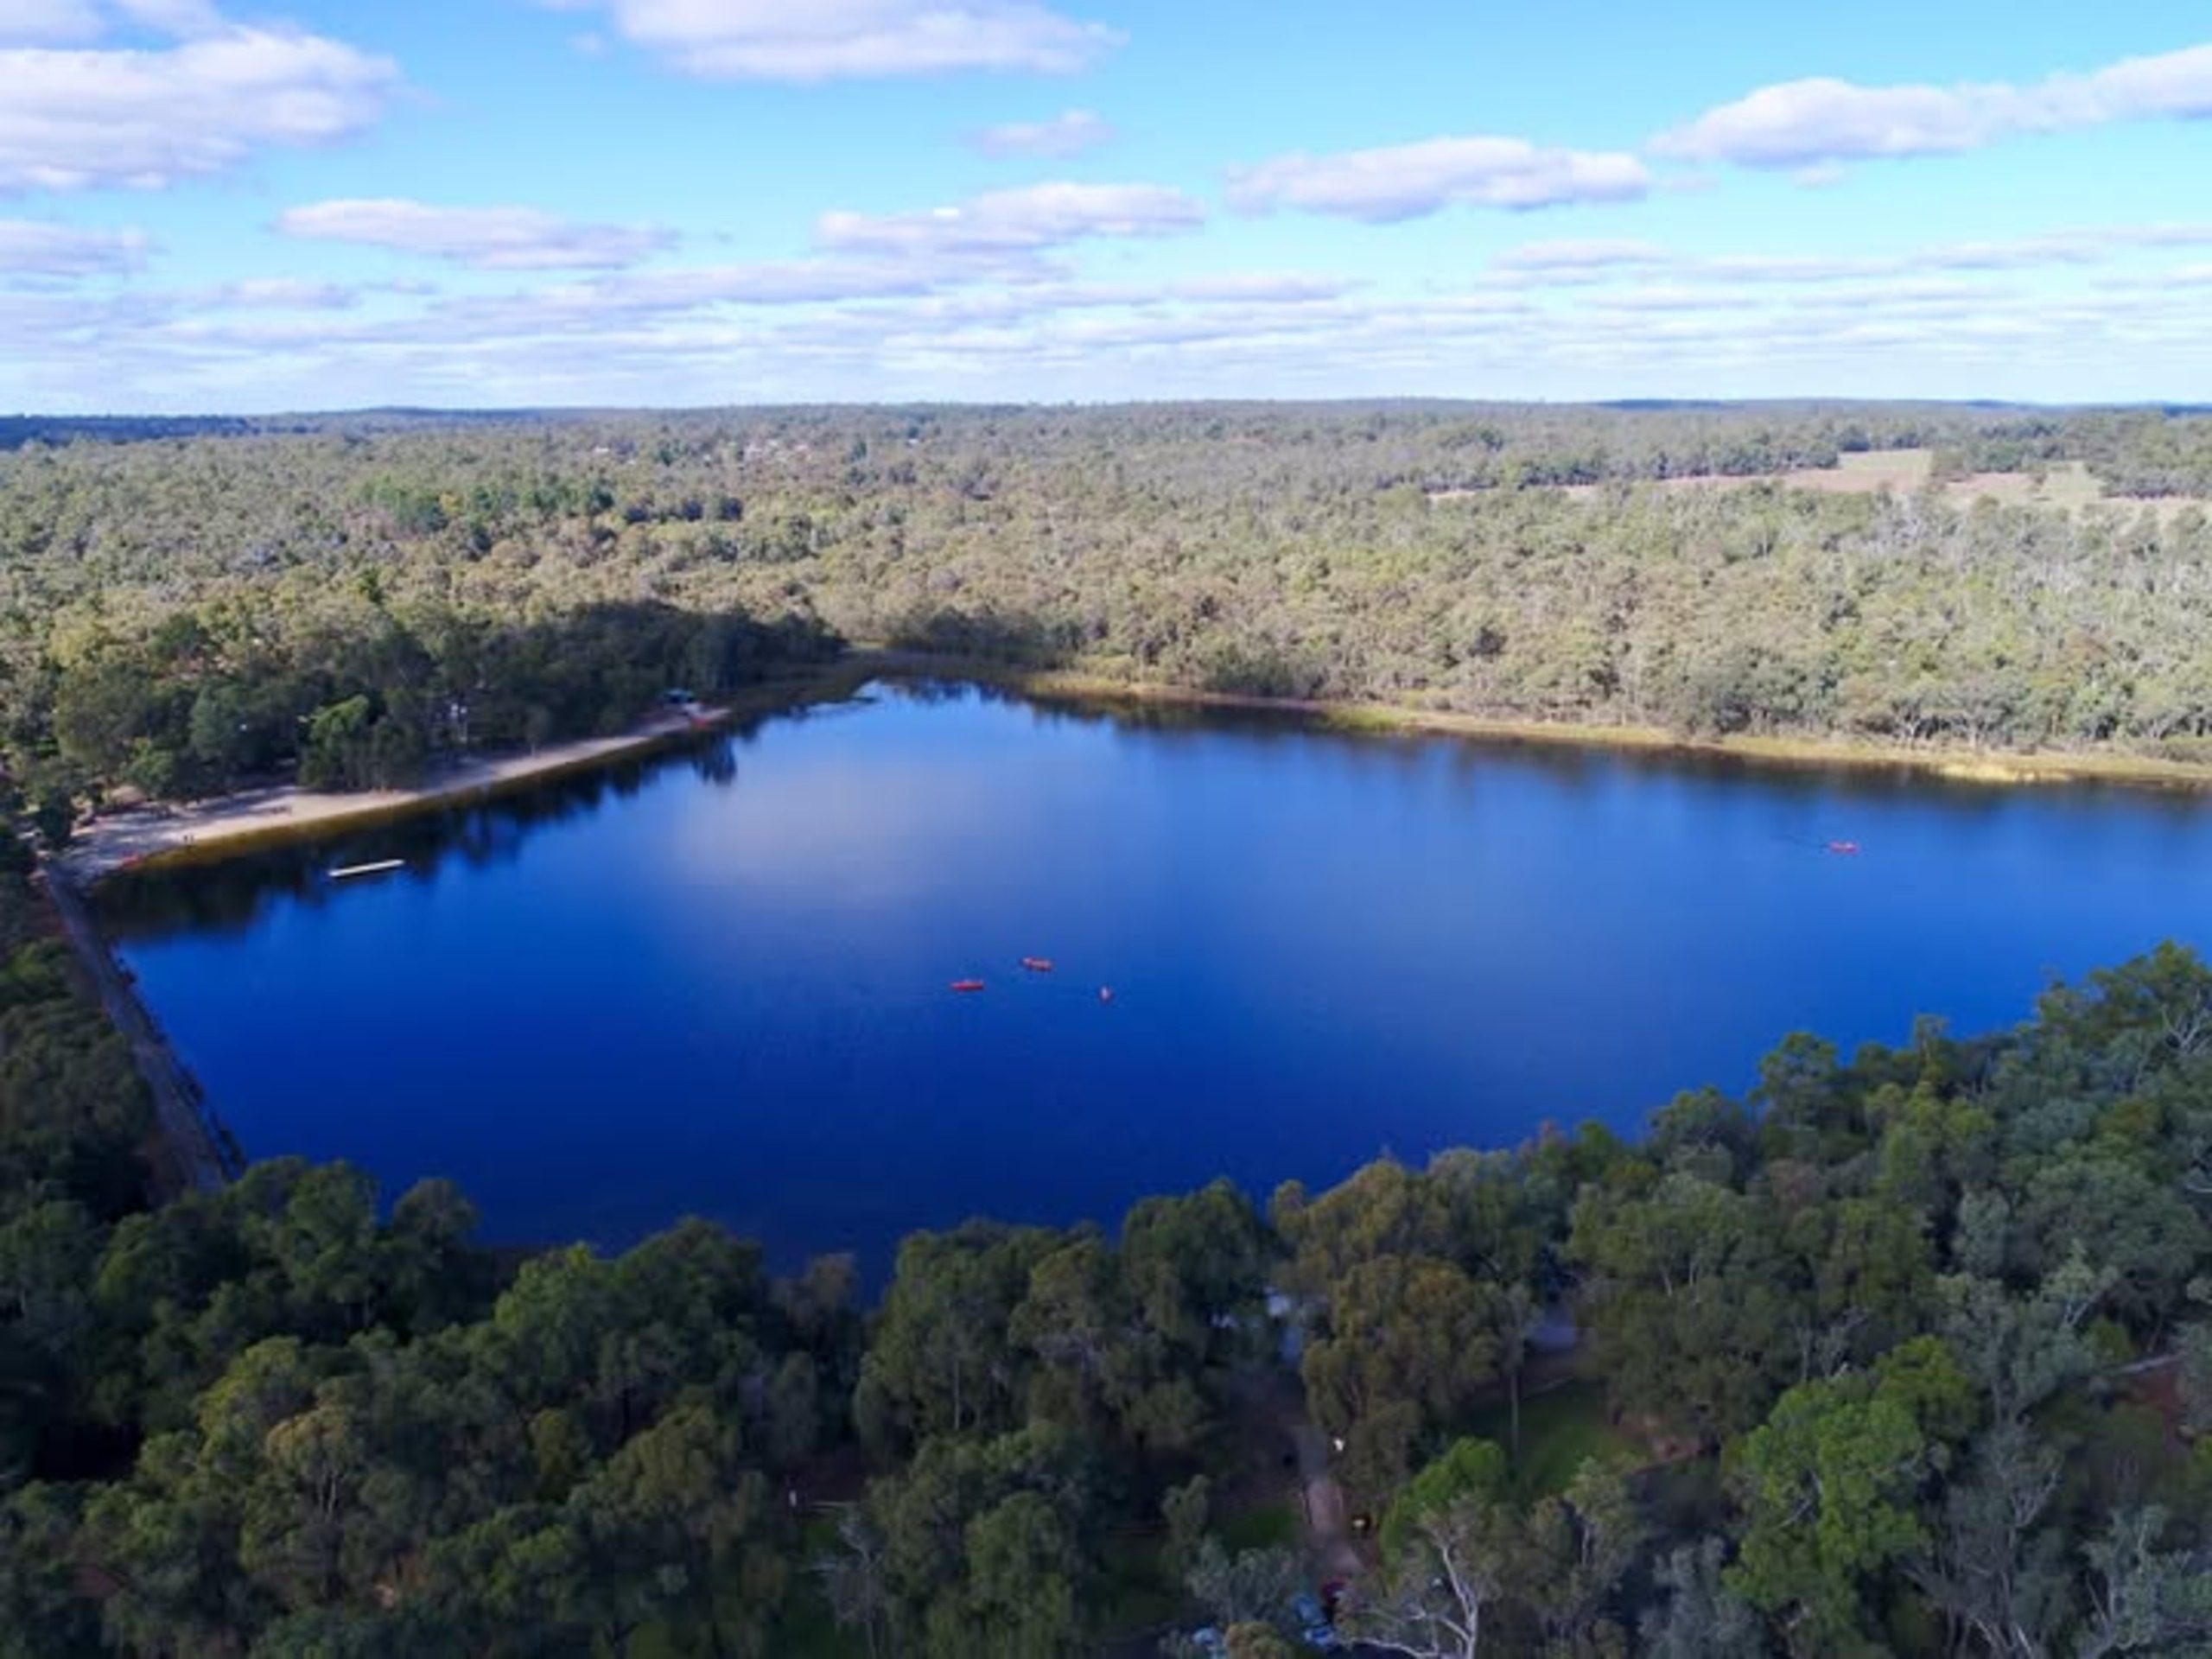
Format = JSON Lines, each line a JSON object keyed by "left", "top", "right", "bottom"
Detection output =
{"left": 855, "top": 648, "right": 2212, "bottom": 794}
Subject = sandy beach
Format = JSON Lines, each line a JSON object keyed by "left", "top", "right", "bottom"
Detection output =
{"left": 60, "top": 706, "right": 731, "bottom": 882}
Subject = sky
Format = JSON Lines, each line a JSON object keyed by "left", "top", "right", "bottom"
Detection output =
{"left": 1, "top": 0, "right": 2209, "bottom": 411}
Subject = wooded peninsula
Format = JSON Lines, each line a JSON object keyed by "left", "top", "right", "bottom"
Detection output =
{"left": 3, "top": 404, "right": 2212, "bottom": 1656}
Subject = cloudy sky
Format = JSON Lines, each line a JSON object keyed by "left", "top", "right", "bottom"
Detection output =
{"left": 2, "top": 0, "right": 2209, "bottom": 410}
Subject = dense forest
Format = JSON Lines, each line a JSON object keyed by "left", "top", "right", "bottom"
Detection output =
{"left": 7, "top": 404, "right": 2212, "bottom": 834}
{"left": 3, "top": 769, "right": 2212, "bottom": 1654}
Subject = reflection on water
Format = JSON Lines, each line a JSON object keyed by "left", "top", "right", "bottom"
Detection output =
{"left": 105, "top": 679, "right": 2212, "bottom": 1272}
{"left": 101, "top": 734, "right": 751, "bottom": 939}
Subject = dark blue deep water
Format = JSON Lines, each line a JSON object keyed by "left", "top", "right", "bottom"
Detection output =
{"left": 101, "top": 681, "right": 2212, "bottom": 1271}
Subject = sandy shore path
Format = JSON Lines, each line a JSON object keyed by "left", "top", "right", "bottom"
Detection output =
{"left": 60, "top": 705, "right": 731, "bottom": 882}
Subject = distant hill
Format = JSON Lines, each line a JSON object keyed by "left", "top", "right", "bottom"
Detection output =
{"left": 0, "top": 408, "right": 587, "bottom": 451}
{"left": 0, "top": 397, "right": 2187, "bottom": 455}
{"left": 0, "top": 415, "right": 264, "bottom": 449}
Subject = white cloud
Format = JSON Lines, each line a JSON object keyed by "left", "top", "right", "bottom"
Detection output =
{"left": 0, "top": 1, "right": 103, "bottom": 45}
{"left": 399, "top": 261, "right": 950, "bottom": 340}
{"left": 2114, "top": 224, "right": 2212, "bottom": 249}
{"left": 1654, "top": 41, "right": 2212, "bottom": 168}
{"left": 1478, "top": 224, "right": 2212, "bottom": 294}
{"left": 0, "top": 218, "right": 149, "bottom": 276}
{"left": 278, "top": 200, "right": 675, "bottom": 270}
{"left": 535, "top": 0, "right": 1120, "bottom": 82}
{"left": 0, "top": 22, "right": 396, "bottom": 192}
{"left": 17, "top": 257, "right": 2212, "bottom": 410}
{"left": 2093, "top": 42, "right": 2212, "bottom": 120}
{"left": 933, "top": 272, "right": 1358, "bottom": 316}
{"left": 561, "top": 263, "right": 938, "bottom": 308}
{"left": 1167, "top": 273, "right": 1354, "bottom": 303}
{"left": 0, "top": 1, "right": 232, "bottom": 46}
{"left": 196, "top": 278, "right": 361, "bottom": 310}
{"left": 969, "top": 107, "right": 1113, "bottom": 157}
{"left": 1657, "top": 80, "right": 2016, "bottom": 166}
{"left": 817, "top": 181, "right": 1204, "bottom": 257}
{"left": 1698, "top": 252, "right": 1890, "bottom": 283}
{"left": 1227, "top": 136, "right": 1651, "bottom": 221}
{"left": 1491, "top": 238, "right": 1669, "bottom": 273}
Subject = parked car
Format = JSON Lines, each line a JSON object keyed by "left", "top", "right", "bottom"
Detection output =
{"left": 1294, "top": 1592, "right": 1342, "bottom": 1649}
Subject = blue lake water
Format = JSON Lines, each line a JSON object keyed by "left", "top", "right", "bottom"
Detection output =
{"left": 101, "top": 680, "right": 2212, "bottom": 1272}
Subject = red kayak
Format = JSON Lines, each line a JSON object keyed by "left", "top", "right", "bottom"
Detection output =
{"left": 1020, "top": 957, "right": 1055, "bottom": 973}
{"left": 950, "top": 979, "right": 986, "bottom": 994}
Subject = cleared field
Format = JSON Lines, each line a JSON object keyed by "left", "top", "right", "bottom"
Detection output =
{"left": 1778, "top": 447, "right": 1936, "bottom": 493}
{"left": 1532, "top": 448, "right": 2209, "bottom": 520}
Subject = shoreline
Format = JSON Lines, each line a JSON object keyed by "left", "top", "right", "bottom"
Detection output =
{"left": 54, "top": 648, "right": 2212, "bottom": 892}
{"left": 41, "top": 867, "right": 236, "bottom": 1194}
{"left": 57, "top": 664, "right": 869, "bottom": 885}
{"left": 855, "top": 649, "right": 2212, "bottom": 794}
{"left": 60, "top": 712, "right": 729, "bottom": 882}
{"left": 45, "top": 643, "right": 2212, "bottom": 1210}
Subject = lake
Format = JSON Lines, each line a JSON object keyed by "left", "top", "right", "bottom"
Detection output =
{"left": 100, "top": 679, "right": 2212, "bottom": 1271}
